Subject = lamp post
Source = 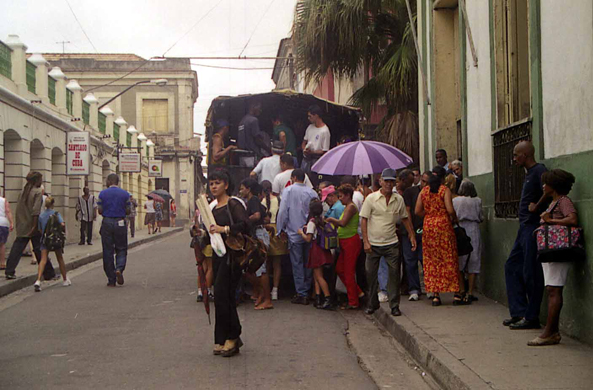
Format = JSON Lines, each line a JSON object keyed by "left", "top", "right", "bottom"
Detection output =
{"left": 98, "top": 79, "right": 168, "bottom": 110}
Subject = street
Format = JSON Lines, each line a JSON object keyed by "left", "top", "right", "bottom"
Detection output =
{"left": 0, "top": 232, "right": 433, "bottom": 390}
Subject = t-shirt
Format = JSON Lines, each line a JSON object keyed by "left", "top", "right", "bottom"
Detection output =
{"left": 145, "top": 199, "right": 155, "bottom": 213}
{"left": 540, "top": 196, "right": 577, "bottom": 223}
{"left": 359, "top": 190, "right": 408, "bottom": 247}
{"left": 237, "top": 114, "right": 264, "bottom": 155}
{"left": 303, "top": 124, "right": 330, "bottom": 153}
{"left": 0, "top": 197, "right": 9, "bottom": 227}
{"left": 38, "top": 209, "right": 64, "bottom": 235}
{"left": 305, "top": 220, "right": 318, "bottom": 240}
{"left": 272, "top": 169, "right": 314, "bottom": 199}
{"left": 273, "top": 124, "right": 297, "bottom": 156}
{"left": 252, "top": 154, "right": 282, "bottom": 184}
{"left": 325, "top": 200, "right": 345, "bottom": 220}
{"left": 16, "top": 187, "right": 43, "bottom": 238}
{"left": 246, "top": 196, "right": 265, "bottom": 228}
{"left": 403, "top": 185, "right": 423, "bottom": 233}
{"left": 98, "top": 186, "right": 131, "bottom": 218}
{"left": 519, "top": 163, "right": 547, "bottom": 225}
{"left": 262, "top": 196, "right": 279, "bottom": 224}
{"left": 353, "top": 191, "right": 364, "bottom": 212}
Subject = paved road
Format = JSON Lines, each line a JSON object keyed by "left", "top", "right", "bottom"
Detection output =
{"left": 0, "top": 232, "right": 379, "bottom": 390}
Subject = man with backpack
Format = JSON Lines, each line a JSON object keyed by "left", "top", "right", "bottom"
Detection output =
{"left": 98, "top": 174, "right": 131, "bottom": 287}
{"left": 276, "top": 169, "right": 319, "bottom": 305}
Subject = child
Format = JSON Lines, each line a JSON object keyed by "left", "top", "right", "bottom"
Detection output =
{"left": 34, "top": 197, "right": 70, "bottom": 292}
{"left": 298, "top": 200, "right": 333, "bottom": 310}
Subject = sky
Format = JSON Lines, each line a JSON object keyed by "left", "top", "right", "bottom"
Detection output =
{"left": 1, "top": 0, "right": 298, "bottom": 155}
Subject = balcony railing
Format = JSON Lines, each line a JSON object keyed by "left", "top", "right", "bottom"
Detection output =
{"left": 492, "top": 118, "right": 532, "bottom": 218}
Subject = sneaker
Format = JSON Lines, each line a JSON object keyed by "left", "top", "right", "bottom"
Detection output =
{"left": 378, "top": 291, "right": 388, "bottom": 303}
{"left": 115, "top": 270, "right": 124, "bottom": 286}
{"left": 408, "top": 293, "right": 419, "bottom": 301}
{"left": 5, "top": 274, "right": 16, "bottom": 280}
{"left": 34, "top": 281, "right": 41, "bottom": 292}
{"left": 62, "top": 279, "right": 72, "bottom": 287}
{"left": 271, "top": 288, "right": 278, "bottom": 301}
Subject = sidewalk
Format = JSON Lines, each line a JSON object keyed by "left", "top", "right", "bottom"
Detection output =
{"left": 372, "top": 292, "right": 593, "bottom": 390}
{"left": 0, "top": 227, "right": 184, "bottom": 298}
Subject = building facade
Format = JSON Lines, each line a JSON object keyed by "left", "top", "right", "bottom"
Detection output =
{"left": 417, "top": 0, "right": 593, "bottom": 342}
{"left": 0, "top": 34, "right": 157, "bottom": 244}
{"left": 44, "top": 54, "right": 200, "bottom": 226}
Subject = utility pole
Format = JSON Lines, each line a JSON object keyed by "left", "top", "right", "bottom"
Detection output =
{"left": 56, "top": 41, "right": 71, "bottom": 53}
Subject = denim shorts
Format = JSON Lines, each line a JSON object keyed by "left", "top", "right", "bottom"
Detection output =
{"left": 0, "top": 226, "right": 8, "bottom": 244}
{"left": 254, "top": 227, "right": 270, "bottom": 277}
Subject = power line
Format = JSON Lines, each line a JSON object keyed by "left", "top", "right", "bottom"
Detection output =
{"left": 238, "top": 0, "right": 277, "bottom": 57}
{"left": 85, "top": 59, "right": 155, "bottom": 93}
{"left": 65, "top": 0, "right": 98, "bottom": 52}
{"left": 190, "top": 62, "right": 282, "bottom": 70}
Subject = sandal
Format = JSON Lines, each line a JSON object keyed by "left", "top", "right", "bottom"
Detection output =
{"left": 340, "top": 305, "right": 359, "bottom": 310}
{"left": 452, "top": 294, "right": 464, "bottom": 306}
{"left": 431, "top": 297, "right": 441, "bottom": 307}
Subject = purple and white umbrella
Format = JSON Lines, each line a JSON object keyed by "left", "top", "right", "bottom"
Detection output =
{"left": 311, "top": 140, "right": 413, "bottom": 176}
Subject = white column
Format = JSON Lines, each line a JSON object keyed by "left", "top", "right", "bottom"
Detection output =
{"left": 67, "top": 80, "right": 83, "bottom": 128}
{"left": 28, "top": 53, "right": 49, "bottom": 105}
{"left": 5, "top": 35, "right": 28, "bottom": 96}
{"left": 101, "top": 106, "right": 115, "bottom": 139}
{"left": 49, "top": 67, "right": 67, "bottom": 113}
{"left": 84, "top": 93, "right": 99, "bottom": 130}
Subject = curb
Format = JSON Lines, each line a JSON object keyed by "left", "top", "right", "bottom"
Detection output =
{"left": 372, "top": 305, "right": 492, "bottom": 390}
{"left": 0, "top": 228, "right": 184, "bottom": 299}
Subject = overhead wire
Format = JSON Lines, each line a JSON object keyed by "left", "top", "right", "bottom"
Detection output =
{"left": 238, "top": 0, "right": 277, "bottom": 57}
{"left": 65, "top": 0, "right": 98, "bottom": 52}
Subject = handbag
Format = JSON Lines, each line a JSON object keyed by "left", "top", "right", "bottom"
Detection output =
{"left": 224, "top": 202, "right": 268, "bottom": 273}
{"left": 454, "top": 224, "right": 473, "bottom": 257}
{"left": 535, "top": 201, "right": 585, "bottom": 262}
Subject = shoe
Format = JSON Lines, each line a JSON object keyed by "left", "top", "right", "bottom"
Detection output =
{"left": 314, "top": 295, "right": 322, "bottom": 308}
{"left": 510, "top": 318, "right": 541, "bottom": 330}
{"left": 107, "top": 282, "right": 116, "bottom": 287}
{"left": 527, "top": 333, "right": 561, "bottom": 346}
{"left": 378, "top": 291, "right": 388, "bottom": 303}
{"left": 208, "top": 292, "right": 215, "bottom": 302}
{"left": 213, "top": 344, "right": 225, "bottom": 355}
{"left": 115, "top": 270, "right": 124, "bottom": 286}
{"left": 364, "top": 306, "right": 379, "bottom": 315}
{"left": 340, "top": 304, "right": 359, "bottom": 310}
{"left": 408, "top": 293, "right": 419, "bottom": 301}
{"left": 87, "top": 242, "right": 93, "bottom": 245}
{"left": 5, "top": 274, "right": 16, "bottom": 280}
{"left": 34, "top": 281, "right": 41, "bottom": 292}
{"left": 271, "top": 288, "right": 278, "bottom": 301}
{"left": 131, "top": 235, "right": 135, "bottom": 238}
{"left": 196, "top": 292, "right": 203, "bottom": 302}
{"left": 502, "top": 317, "right": 522, "bottom": 327}
{"left": 391, "top": 307, "right": 402, "bottom": 316}
{"left": 291, "top": 295, "right": 309, "bottom": 305}
{"left": 431, "top": 297, "right": 442, "bottom": 306}
{"left": 221, "top": 338, "right": 244, "bottom": 357}
{"left": 320, "top": 297, "right": 333, "bottom": 310}
{"left": 62, "top": 279, "right": 72, "bottom": 287}
{"left": 78, "top": 242, "right": 85, "bottom": 246}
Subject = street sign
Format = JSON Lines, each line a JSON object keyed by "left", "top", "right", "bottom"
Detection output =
{"left": 148, "top": 159, "right": 163, "bottom": 177}
{"left": 66, "top": 131, "right": 90, "bottom": 176}
{"left": 119, "top": 152, "right": 141, "bottom": 173}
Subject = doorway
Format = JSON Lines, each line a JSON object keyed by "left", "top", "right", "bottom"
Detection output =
{"left": 155, "top": 178, "right": 170, "bottom": 227}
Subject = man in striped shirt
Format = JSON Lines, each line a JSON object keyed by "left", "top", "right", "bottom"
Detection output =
{"left": 76, "top": 187, "right": 97, "bottom": 245}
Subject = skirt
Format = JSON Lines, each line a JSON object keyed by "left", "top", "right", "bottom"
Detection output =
{"left": 542, "top": 262, "right": 571, "bottom": 287}
{"left": 268, "top": 224, "right": 289, "bottom": 256}
{"left": 144, "top": 213, "right": 156, "bottom": 225}
{"left": 307, "top": 241, "right": 333, "bottom": 269}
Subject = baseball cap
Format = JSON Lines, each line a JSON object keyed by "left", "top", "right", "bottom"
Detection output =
{"left": 381, "top": 168, "right": 397, "bottom": 181}
{"left": 320, "top": 185, "right": 336, "bottom": 202}
{"left": 271, "top": 140, "right": 284, "bottom": 154}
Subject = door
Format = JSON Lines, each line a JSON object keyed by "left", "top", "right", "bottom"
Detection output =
{"left": 155, "top": 178, "right": 170, "bottom": 227}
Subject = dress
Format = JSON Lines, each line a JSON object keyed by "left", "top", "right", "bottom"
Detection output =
{"left": 155, "top": 202, "right": 163, "bottom": 222}
{"left": 305, "top": 220, "right": 333, "bottom": 269}
{"left": 452, "top": 196, "right": 483, "bottom": 273}
{"left": 420, "top": 185, "right": 459, "bottom": 292}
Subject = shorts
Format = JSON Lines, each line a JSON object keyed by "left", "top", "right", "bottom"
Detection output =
{"left": 542, "top": 262, "right": 571, "bottom": 287}
{"left": 254, "top": 227, "right": 270, "bottom": 277}
{"left": 0, "top": 226, "right": 8, "bottom": 244}
{"left": 144, "top": 213, "right": 156, "bottom": 225}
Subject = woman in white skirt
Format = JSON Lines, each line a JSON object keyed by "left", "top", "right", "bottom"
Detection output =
{"left": 528, "top": 169, "right": 577, "bottom": 346}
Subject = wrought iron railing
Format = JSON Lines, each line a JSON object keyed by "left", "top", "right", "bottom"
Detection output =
{"left": 492, "top": 118, "right": 532, "bottom": 218}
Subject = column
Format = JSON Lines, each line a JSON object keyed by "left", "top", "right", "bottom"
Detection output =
{"left": 67, "top": 80, "right": 83, "bottom": 128}
{"left": 5, "top": 35, "right": 27, "bottom": 96}
{"left": 49, "top": 67, "right": 67, "bottom": 114}
{"left": 83, "top": 93, "right": 99, "bottom": 130}
{"left": 28, "top": 53, "right": 49, "bottom": 105}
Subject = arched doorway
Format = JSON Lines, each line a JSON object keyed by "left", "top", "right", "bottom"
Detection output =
{"left": 51, "top": 147, "right": 66, "bottom": 216}
{"left": 101, "top": 160, "right": 111, "bottom": 189}
{"left": 2, "top": 129, "right": 24, "bottom": 204}
{"left": 30, "top": 139, "right": 49, "bottom": 190}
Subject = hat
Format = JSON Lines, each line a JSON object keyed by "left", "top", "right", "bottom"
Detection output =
{"left": 321, "top": 185, "right": 336, "bottom": 202}
{"left": 381, "top": 168, "right": 397, "bottom": 181}
{"left": 271, "top": 140, "right": 284, "bottom": 154}
{"left": 215, "top": 119, "right": 229, "bottom": 130}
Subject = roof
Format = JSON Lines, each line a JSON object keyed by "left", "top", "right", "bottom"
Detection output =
{"left": 271, "top": 38, "right": 292, "bottom": 84}
{"left": 40, "top": 53, "right": 145, "bottom": 62}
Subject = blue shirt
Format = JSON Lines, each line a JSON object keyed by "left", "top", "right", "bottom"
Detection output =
{"left": 325, "top": 200, "right": 345, "bottom": 220}
{"left": 276, "top": 183, "right": 319, "bottom": 244}
{"left": 519, "top": 163, "right": 547, "bottom": 225}
{"left": 38, "top": 209, "right": 64, "bottom": 235}
{"left": 98, "top": 186, "right": 130, "bottom": 218}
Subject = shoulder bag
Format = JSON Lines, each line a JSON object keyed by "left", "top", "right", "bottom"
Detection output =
{"left": 535, "top": 201, "right": 586, "bottom": 263}
{"left": 225, "top": 201, "right": 268, "bottom": 273}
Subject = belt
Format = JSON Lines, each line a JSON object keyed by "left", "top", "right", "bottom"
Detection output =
{"left": 103, "top": 216, "right": 126, "bottom": 220}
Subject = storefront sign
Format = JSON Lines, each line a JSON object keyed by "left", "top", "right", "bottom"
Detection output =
{"left": 148, "top": 159, "right": 163, "bottom": 177}
{"left": 119, "top": 152, "right": 141, "bottom": 173}
{"left": 67, "top": 132, "right": 90, "bottom": 176}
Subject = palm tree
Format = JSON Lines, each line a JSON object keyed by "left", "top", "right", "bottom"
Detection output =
{"left": 293, "top": 0, "right": 419, "bottom": 162}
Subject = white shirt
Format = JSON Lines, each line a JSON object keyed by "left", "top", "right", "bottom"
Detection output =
{"left": 272, "top": 169, "right": 313, "bottom": 199}
{"left": 353, "top": 191, "right": 364, "bottom": 237}
{"left": 252, "top": 154, "right": 282, "bottom": 184}
{"left": 305, "top": 220, "right": 318, "bottom": 240}
{"left": 76, "top": 195, "right": 97, "bottom": 222}
{"left": 0, "top": 197, "right": 9, "bottom": 227}
{"left": 145, "top": 199, "right": 155, "bottom": 213}
{"left": 303, "top": 124, "right": 330, "bottom": 152}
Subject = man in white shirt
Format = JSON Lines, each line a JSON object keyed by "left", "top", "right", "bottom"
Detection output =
{"left": 251, "top": 141, "right": 284, "bottom": 184}
{"left": 301, "top": 105, "right": 330, "bottom": 181}
{"left": 76, "top": 186, "right": 97, "bottom": 245}
{"left": 272, "top": 154, "right": 313, "bottom": 200}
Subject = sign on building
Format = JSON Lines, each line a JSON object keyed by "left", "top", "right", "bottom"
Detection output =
{"left": 148, "top": 159, "right": 163, "bottom": 177}
{"left": 119, "top": 152, "right": 141, "bottom": 173}
{"left": 67, "top": 131, "right": 90, "bottom": 176}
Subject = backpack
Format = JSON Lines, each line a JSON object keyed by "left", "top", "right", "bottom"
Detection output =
{"left": 43, "top": 212, "right": 65, "bottom": 251}
{"left": 316, "top": 220, "right": 338, "bottom": 250}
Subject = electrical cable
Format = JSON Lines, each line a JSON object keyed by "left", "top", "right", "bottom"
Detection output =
{"left": 65, "top": 0, "right": 98, "bottom": 52}
{"left": 238, "top": 0, "right": 277, "bottom": 57}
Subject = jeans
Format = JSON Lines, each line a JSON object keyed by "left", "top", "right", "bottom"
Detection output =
{"left": 378, "top": 257, "right": 388, "bottom": 293}
{"left": 100, "top": 217, "right": 128, "bottom": 284}
{"left": 128, "top": 216, "right": 135, "bottom": 237}
{"left": 336, "top": 236, "right": 362, "bottom": 306}
{"left": 366, "top": 243, "right": 401, "bottom": 310}
{"left": 213, "top": 253, "right": 242, "bottom": 345}
{"left": 80, "top": 220, "right": 93, "bottom": 243}
{"left": 505, "top": 223, "right": 544, "bottom": 321}
{"left": 5, "top": 234, "right": 55, "bottom": 279}
{"left": 402, "top": 234, "right": 423, "bottom": 295}
{"left": 288, "top": 240, "right": 312, "bottom": 297}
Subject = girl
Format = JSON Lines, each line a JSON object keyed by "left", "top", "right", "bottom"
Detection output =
{"left": 155, "top": 200, "right": 163, "bottom": 233}
{"left": 33, "top": 197, "right": 70, "bottom": 292}
{"left": 170, "top": 199, "right": 177, "bottom": 227}
{"left": 0, "top": 192, "right": 14, "bottom": 270}
{"left": 298, "top": 200, "right": 333, "bottom": 310}
{"left": 144, "top": 195, "right": 156, "bottom": 234}
{"left": 261, "top": 180, "right": 285, "bottom": 301}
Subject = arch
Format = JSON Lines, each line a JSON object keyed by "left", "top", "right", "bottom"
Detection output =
{"left": 2, "top": 129, "right": 23, "bottom": 202}
{"left": 51, "top": 147, "right": 67, "bottom": 216}
{"left": 30, "top": 138, "right": 50, "bottom": 191}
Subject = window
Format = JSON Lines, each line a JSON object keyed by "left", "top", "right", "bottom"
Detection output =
{"left": 142, "top": 99, "right": 169, "bottom": 133}
{"left": 48, "top": 76, "right": 56, "bottom": 105}
{"left": 113, "top": 123, "right": 120, "bottom": 142}
{"left": 126, "top": 132, "right": 132, "bottom": 147}
{"left": 26, "top": 61, "right": 36, "bottom": 93}
{"left": 82, "top": 101, "right": 90, "bottom": 125}
{"left": 66, "top": 89, "right": 73, "bottom": 115}
{"left": 0, "top": 41, "right": 11, "bottom": 79}
{"left": 98, "top": 112, "right": 106, "bottom": 134}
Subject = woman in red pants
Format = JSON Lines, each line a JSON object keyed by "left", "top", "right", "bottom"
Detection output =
{"left": 326, "top": 184, "right": 363, "bottom": 309}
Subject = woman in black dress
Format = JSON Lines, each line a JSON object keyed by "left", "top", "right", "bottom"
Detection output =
{"left": 197, "top": 170, "right": 248, "bottom": 357}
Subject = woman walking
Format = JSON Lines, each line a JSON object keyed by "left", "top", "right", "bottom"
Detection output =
{"left": 33, "top": 197, "right": 70, "bottom": 292}
{"left": 298, "top": 200, "right": 333, "bottom": 310}
{"left": 415, "top": 166, "right": 460, "bottom": 306}
{"left": 528, "top": 169, "right": 578, "bottom": 346}
{"left": 453, "top": 180, "right": 484, "bottom": 303}
{"left": 144, "top": 195, "right": 156, "bottom": 234}
{"left": 154, "top": 201, "right": 163, "bottom": 233}
{"left": 0, "top": 192, "right": 14, "bottom": 270}
{"left": 195, "top": 170, "right": 248, "bottom": 357}
{"left": 326, "top": 184, "right": 363, "bottom": 309}
{"left": 261, "top": 180, "right": 285, "bottom": 301}
{"left": 170, "top": 199, "right": 177, "bottom": 227}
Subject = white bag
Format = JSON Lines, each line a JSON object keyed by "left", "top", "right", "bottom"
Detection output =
{"left": 195, "top": 195, "right": 226, "bottom": 257}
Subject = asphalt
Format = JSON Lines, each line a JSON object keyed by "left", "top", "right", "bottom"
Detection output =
{"left": 0, "top": 232, "right": 398, "bottom": 390}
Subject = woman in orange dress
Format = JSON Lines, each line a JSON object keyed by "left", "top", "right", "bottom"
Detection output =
{"left": 415, "top": 166, "right": 460, "bottom": 306}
